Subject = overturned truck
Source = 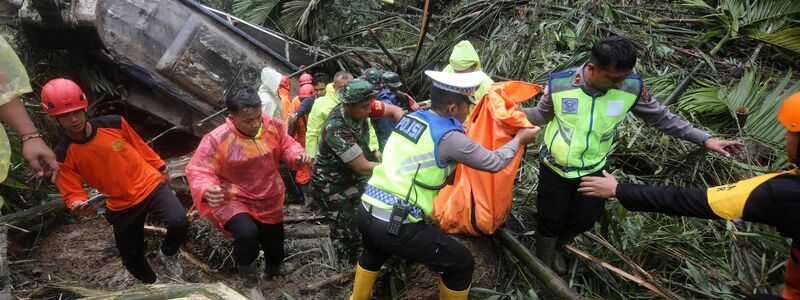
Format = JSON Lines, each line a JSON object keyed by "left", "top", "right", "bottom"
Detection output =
{"left": 9, "top": 0, "right": 328, "bottom": 136}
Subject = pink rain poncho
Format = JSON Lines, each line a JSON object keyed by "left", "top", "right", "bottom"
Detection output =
{"left": 185, "top": 113, "right": 305, "bottom": 232}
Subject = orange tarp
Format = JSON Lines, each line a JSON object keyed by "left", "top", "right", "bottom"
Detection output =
{"left": 432, "top": 81, "right": 541, "bottom": 236}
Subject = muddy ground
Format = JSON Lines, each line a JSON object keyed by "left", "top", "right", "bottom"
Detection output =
{"left": 7, "top": 201, "right": 506, "bottom": 300}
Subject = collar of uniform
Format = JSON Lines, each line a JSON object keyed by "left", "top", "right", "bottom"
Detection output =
{"left": 573, "top": 64, "right": 606, "bottom": 97}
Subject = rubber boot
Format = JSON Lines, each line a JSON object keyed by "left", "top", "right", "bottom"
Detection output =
{"left": 262, "top": 263, "right": 280, "bottom": 280}
{"left": 300, "top": 184, "right": 312, "bottom": 207}
{"left": 238, "top": 261, "right": 265, "bottom": 300}
{"left": 553, "top": 232, "right": 577, "bottom": 276}
{"left": 157, "top": 249, "right": 183, "bottom": 278}
{"left": 535, "top": 232, "right": 558, "bottom": 270}
{"left": 438, "top": 280, "right": 469, "bottom": 300}
{"left": 349, "top": 263, "right": 379, "bottom": 300}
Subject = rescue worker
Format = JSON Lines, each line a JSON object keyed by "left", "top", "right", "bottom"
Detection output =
{"left": 0, "top": 36, "right": 59, "bottom": 183}
{"left": 360, "top": 68, "right": 383, "bottom": 86}
{"left": 288, "top": 73, "right": 330, "bottom": 133}
{"left": 257, "top": 67, "right": 284, "bottom": 119}
{"left": 285, "top": 74, "right": 315, "bottom": 204}
{"left": 185, "top": 88, "right": 311, "bottom": 300}
{"left": 47, "top": 78, "right": 188, "bottom": 284}
{"left": 310, "top": 79, "right": 403, "bottom": 253}
{"left": 349, "top": 71, "right": 540, "bottom": 300}
{"left": 279, "top": 75, "right": 292, "bottom": 122}
{"left": 577, "top": 92, "right": 800, "bottom": 300}
{"left": 443, "top": 40, "right": 494, "bottom": 102}
{"left": 373, "top": 71, "right": 420, "bottom": 150}
{"left": 305, "top": 71, "right": 380, "bottom": 159}
{"left": 522, "top": 35, "right": 744, "bottom": 275}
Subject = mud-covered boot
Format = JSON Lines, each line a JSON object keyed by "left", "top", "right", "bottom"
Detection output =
{"left": 300, "top": 184, "right": 312, "bottom": 207}
{"left": 535, "top": 232, "right": 558, "bottom": 270}
{"left": 238, "top": 261, "right": 265, "bottom": 300}
{"left": 157, "top": 249, "right": 183, "bottom": 278}
{"left": 262, "top": 263, "right": 280, "bottom": 280}
{"left": 553, "top": 232, "right": 577, "bottom": 275}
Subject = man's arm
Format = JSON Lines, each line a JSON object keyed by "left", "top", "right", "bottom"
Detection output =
{"left": 522, "top": 85, "right": 554, "bottom": 126}
{"left": 631, "top": 89, "right": 744, "bottom": 156}
{"left": 184, "top": 134, "right": 222, "bottom": 205}
{"left": 120, "top": 117, "right": 165, "bottom": 171}
{"left": 55, "top": 162, "right": 90, "bottom": 209}
{"left": 630, "top": 90, "right": 709, "bottom": 144}
{"left": 0, "top": 36, "right": 59, "bottom": 181}
{"left": 324, "top": 121, "right": 378, "bottom": 176}
{"left": 305, "top": 102, "right": 326, "bottom": 157}
{"left": 368, "top": 101, "right": 403, "bottom": 123}
{"left": 294, "top": 97, "right": 315, "bottom": 118}
{"left": 578, "top": 171, "right": 718, "bottom": 219}
{"left": 437, "top": 131, "right": 522, "bottom": 173}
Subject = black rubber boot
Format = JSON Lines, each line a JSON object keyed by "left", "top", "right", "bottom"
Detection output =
{"left": 535, "top": 232, "right": 558, "bottom": 270}
{"left": 237, "top": 261, "right": 264, "bottom": 300}
{"left": 553, "top": 232, "right": 577, "bottom": 275}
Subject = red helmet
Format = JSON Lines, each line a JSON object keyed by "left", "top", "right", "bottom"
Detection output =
{"left": 280, "top": 75, "right": 291, "bottom": 89}
{"left": 299, "top": 73, "right": 313, "bottom": 85}
{"left": 299, "top": 84, "right": 316, "bottom": 98}
{"left": 40, "top": 78, "right": 88, "bottom": 116}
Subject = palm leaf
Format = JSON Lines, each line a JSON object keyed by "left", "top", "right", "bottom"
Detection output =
{"left": 280, "top": 0, "right": 323, "bottom": 41}
{"left": 750, "top": 28, "right": 800, "bottom": 55}
{"left": 232, "top": 0, "right": 282, "bottom": 27}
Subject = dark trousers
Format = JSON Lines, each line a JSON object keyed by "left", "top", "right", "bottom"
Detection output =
{"left": 536, "top": 163, "right": 606, "bottom": 237}
{"left": 224, "top": 213, "right": 285, "bottom": 267}
{"left": 105, "top": 183, "right": 189, "bottom": 283}
{"left": 355, "top": 204, "right": 474, "bottom": 291}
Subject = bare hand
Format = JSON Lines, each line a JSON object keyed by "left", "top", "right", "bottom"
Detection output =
{"left": 70, "top": 200, "right": 96, "bottom": 217}
{"left": 288, "top": 113, "right": 298, "bottom": 125}
{"left": 578, "top": 170, "right": 618, "bottom": 198}
{"left": 374, "top": 150, "right": 382, "bottom": 162}
{"left": 22, "top": 137, "right": 60, "bottom": 184}
{"left": 204, "top": 185, "right": 224, "bottom": 207}
{"left": 516, "top": 126, "right": 541, "bottom": 145}
{"left": 295, "top": 153, "right": 313, "bottom": 166}
{"left": 704, "top": 138, "right": 745, "bottom": 157}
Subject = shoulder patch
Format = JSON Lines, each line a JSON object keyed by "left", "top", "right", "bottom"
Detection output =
{"left": 393, "top": 116, "right": 427, "bottom": 143}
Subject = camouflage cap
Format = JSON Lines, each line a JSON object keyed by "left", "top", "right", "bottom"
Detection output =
{"left": 337, "top": 79, "right": 379, "bottom": 104}
{"left": 381, "top": 71, "right": 402, "bottom": 88}
{"left": 362, "top": 68, "right": 383, "bottom": 85}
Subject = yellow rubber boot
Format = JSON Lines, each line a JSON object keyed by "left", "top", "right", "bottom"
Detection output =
{"left": 349, "top": 263, "right": 379, "bottom": 300}
{"left": 439, "top": 280, "right": 470, "bottom": 300}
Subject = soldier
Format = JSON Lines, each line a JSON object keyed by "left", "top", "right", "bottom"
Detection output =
{"left": 309, "top": 79, "right": 402, "bottom": 252}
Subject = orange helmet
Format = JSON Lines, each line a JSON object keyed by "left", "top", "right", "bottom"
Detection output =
{"left": 299, "top": 73, "right": 313, "bottom": 85}
{"left": 778, "top": 92, "right": 800, "bottom": 132}
{"left": 40, "top": 78, "right": 88, "bottom": 116}
{"left": 299, "top": 84, "right": 316, "bottom": 98}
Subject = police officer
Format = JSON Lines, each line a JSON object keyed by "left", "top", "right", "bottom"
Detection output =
{"left": 348, "top": 71, "right": 540, "bottom": 300}
{"left": 522, "top": 36, "right": 744, "bottom": 275}
{"left": 578, "top": 92, "right": 800, "bottom": 300}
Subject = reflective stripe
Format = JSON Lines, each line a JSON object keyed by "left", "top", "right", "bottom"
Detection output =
{"left": 362, "top": 201, "right": 412, "bottom": 224}
{"left": 400, "top": 152, "right": 435, "bottom": 167}
{"left": 397, "top": 161, "right": 438, "bottom": 174}
{"left": 364, "top": 184, "right": 424, "bottom": 219}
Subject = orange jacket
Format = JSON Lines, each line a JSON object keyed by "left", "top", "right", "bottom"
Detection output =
{"left": 55, "top": 115, "right": 165, "bottom": 211}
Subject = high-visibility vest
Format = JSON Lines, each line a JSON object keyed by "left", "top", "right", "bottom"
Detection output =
{"left": 541, "top": 69, "right": 642, "bottom": 178}
{"left": 361, "top": 111, "right": 463, "bottom": 223}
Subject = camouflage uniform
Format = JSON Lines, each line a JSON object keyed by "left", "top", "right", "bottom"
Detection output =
{"left": 310, "top": 80, "right": 378, "bottom": 245}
